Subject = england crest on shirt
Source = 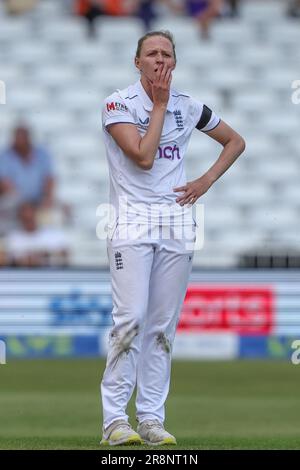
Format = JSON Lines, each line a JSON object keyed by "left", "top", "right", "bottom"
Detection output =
{"left": 173, "top": 110, "right": 184, "bottom": 129}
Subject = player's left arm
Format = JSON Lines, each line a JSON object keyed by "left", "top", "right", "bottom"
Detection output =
{"left": 174, "top": 120, "right": 246, "bottom": 206}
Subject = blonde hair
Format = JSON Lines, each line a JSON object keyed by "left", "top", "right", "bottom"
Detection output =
{"left": 135, "top": 30, "right": 177, "bottom": 63}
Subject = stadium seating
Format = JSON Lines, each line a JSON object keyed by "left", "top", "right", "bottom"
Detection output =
{"left": 0, "top": 0, "right": 298, "bottom": 267}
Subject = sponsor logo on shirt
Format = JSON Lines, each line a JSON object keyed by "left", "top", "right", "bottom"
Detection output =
{"left": 137, "top": 116, "right": 150, "bottom": 130}
{"left": 158, "top": 144, "right": 181, "bottom": 160}
{"left": 106, "top": 102, "right": 128, "bottom": 112}
{"left": 173, "top": 109, "right": 184, "bottom": 128}
{"left": 139, "top": 117, "right": 149, "bottom": 125}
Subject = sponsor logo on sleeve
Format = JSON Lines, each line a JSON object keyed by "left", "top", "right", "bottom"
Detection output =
{"left": 138, "top": 116, "right": 150, "bottom": 129}
{"left": 139, "top": 117, "right": 149, "bottom": 125}
{"left": 106, "top": 102, "right": 128, "bottom": 112}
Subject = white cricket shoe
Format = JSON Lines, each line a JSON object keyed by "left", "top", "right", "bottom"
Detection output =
{"left": 137, "top": 420, "right": 177, "bottom": 446}
{"left": 100, "top": 420, "right": 142, "bottom": 446}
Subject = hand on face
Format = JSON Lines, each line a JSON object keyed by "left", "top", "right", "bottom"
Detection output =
{"left": 136, "top": 35, "right": 176, "bottom": 106}
{"left": 147, "top": 62, "right": 174, "bottom": 107}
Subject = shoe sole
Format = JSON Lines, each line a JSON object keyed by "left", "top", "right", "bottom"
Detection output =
{"left": 100, "top": 435, "right": 142, "bottom": 446}
{"left": 142, "top": 437, "right": 177, "bottom": 446}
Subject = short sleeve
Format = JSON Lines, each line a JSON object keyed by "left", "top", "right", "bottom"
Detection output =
{"left": 191, "top": 99, "right": 221, "bottom": 132}
{"left": 102, "top": 95, "right": 135, "bottom": 130}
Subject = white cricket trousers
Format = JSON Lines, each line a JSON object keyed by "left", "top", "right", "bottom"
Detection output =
{"left": 101, "top": 224, "right": 195, "bottom": 430}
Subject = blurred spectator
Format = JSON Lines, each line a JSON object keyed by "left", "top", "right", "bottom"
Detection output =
{"left": 0, "top": 192, "right": 19, "bottom": 237}
{"left": 0, "top": 125, "right": 55, "bottom": 209}
{"left": 134, "top": 0, "right": 157, "bottom": 31}
{"left": 103, "top": 0, "right": 137, "bottom": 15}
{"left": 4, "top": 0, "right": 38, "bottom": 15}
{"left": 133, "top": 0, "right": 180, "bottom": 32}
{"left": 173, "top": 1, "right": 224, "bottom": 39}
{"left": 287, "top": 0, "right": 300, "bottom": 17}
{"left": 224, "top": 0, "right": 239, "bottom": 17}
{"left": 75, "top": 0, "right": 137, "bottom": 36}
{"left": 185, "top": 0, "right": 224, "bottom": 39}
{"left": 5, "top": 202, "right": 69, "bottom": 267}
{"left": 75, "top": 0, "right": 104, "bottom": 36}
{"left": 0, "top": 239, "right": 7, "bottom": 266}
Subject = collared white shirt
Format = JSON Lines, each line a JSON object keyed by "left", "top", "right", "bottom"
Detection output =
{"left": 102, "top": 80, "right": 220, "bottom": 224}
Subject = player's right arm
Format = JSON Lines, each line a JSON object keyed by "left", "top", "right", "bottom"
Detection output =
{"left": 107, "top": 108, "right": 164, "bottom": 170}
{"left": 107, "top": 64, "right": 172, "bottom": 170}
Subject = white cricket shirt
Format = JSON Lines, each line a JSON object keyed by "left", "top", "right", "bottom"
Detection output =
{"left": 102, "top": 80, "right": 220, "bottom": 225}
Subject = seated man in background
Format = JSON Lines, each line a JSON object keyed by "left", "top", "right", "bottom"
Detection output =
{"left": 0, "top": 124, "right": 69, "bottom": 244}
{"left": 5, "top": 202, "right": 69, "bottom": 267}
{"left": 0, "top": 125, "right": 55, "bottom": 209}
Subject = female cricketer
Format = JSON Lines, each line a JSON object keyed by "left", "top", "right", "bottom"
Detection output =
{"left": 100, "top": 30, "right": 245, "bottom": 446}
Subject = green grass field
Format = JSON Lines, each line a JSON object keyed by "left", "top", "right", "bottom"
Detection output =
{"left": 0, "top": 359, "right": 300, "bottom": 450}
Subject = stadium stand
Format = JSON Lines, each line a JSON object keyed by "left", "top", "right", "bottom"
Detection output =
{"left": 0, "top": 0, "right": 299, "bottom": 267}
